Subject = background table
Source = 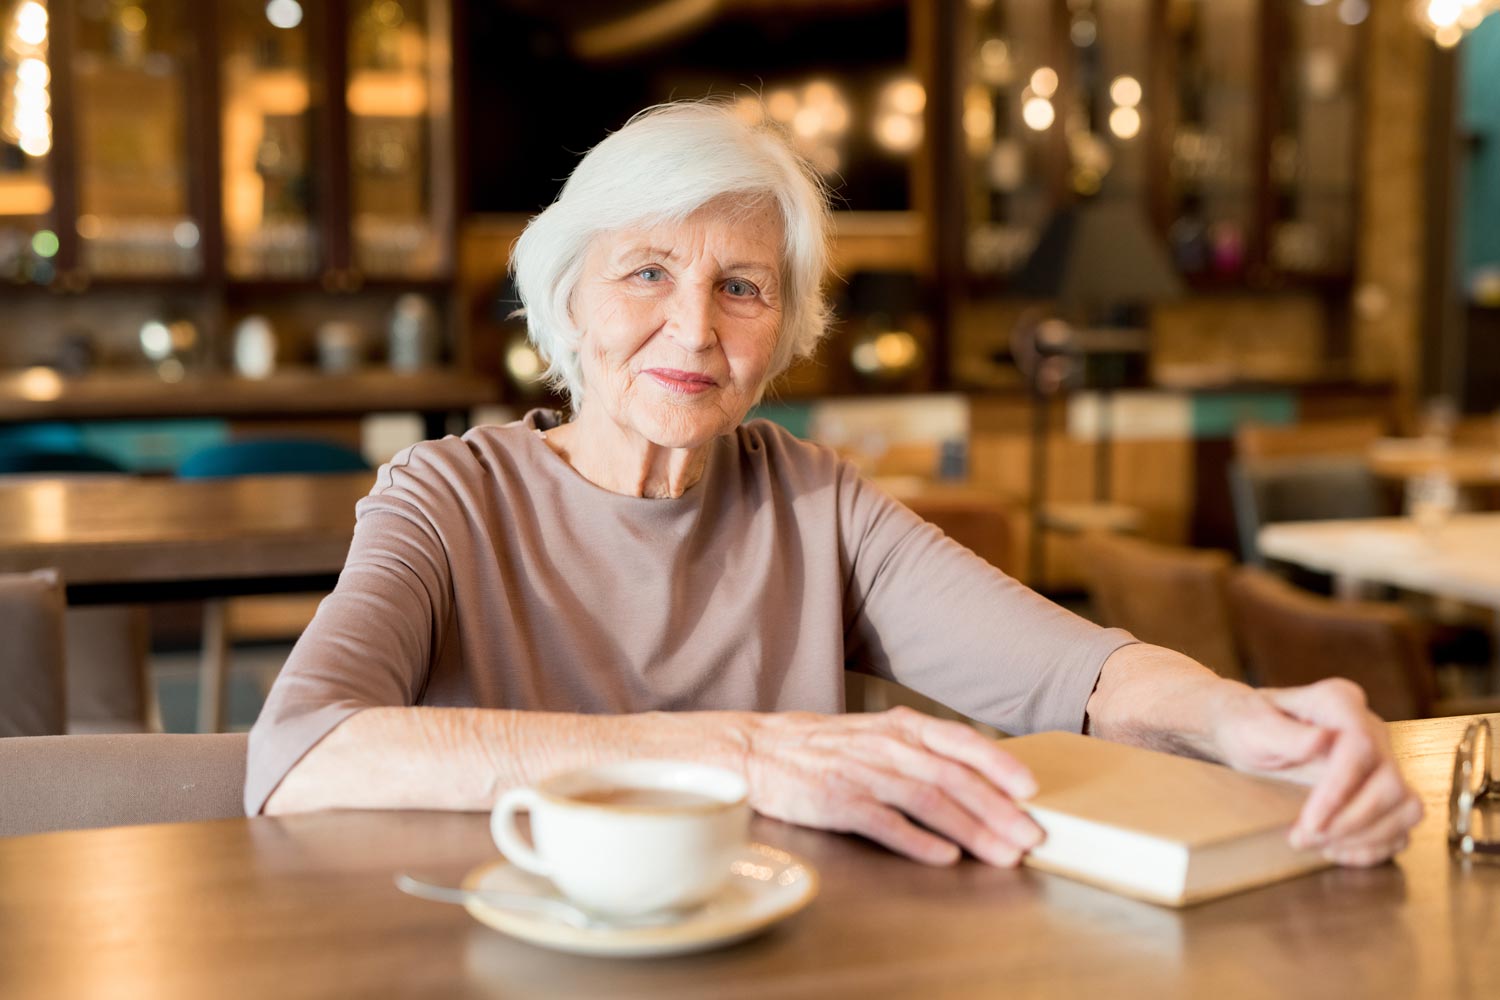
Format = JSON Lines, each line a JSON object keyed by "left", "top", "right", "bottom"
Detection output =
{"left": 1, "top": 715, "right": 1495, "bottom": 998}
{"left": 0, "top": 472, "right": 374, "bottom": 604}
{"left": 1258, "top": 514, "right": 1500, "bottom": 608}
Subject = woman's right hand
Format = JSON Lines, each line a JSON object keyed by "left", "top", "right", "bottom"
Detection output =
{"left": 732, "top": 706, "right": 1044, "bottom": 867}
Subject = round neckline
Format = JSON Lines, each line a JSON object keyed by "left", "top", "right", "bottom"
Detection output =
{"left": 519, "top": 408, "right": 720, "bottom": 506}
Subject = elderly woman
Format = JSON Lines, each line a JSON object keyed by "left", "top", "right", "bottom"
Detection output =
{"left": 249, "top": 102, "right": 1419, "bottom": 870}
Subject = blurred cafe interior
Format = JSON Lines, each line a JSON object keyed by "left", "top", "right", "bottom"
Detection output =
{"left": 2, "top": 0, "right": 1500, "bottom": 988}
{"left": 3, "top": 0, "right": 1498, "bottom": 731}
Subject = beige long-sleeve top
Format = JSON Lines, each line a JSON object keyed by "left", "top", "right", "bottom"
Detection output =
{"left": 244, "top": 410, "right": 1135, "bottom": 814}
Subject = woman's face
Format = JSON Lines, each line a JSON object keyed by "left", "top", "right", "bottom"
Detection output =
{"left": 569, "top": 197, "right": 785, "bottom": 450}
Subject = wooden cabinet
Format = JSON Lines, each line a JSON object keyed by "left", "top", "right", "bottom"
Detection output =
{"left": 952, "top": 0, "right": 1366, "bottom": 288}
{"left": 0, "top": 0, "right": 458, "bottom": 373}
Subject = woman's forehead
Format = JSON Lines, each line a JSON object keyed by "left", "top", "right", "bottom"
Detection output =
{"left": 595, "top": 201, "right": 784, "bottom": 268}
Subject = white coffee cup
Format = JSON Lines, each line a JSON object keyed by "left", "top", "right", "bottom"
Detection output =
{"left": 490, "top": 760, "right": 750, "bottom": 918}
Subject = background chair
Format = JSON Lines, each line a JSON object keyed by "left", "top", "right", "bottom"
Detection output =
{"left": 1233, "top": 417, "right": 1386, "bottom": 462}
{"left": 0, "top": 732, "right": 248, "bottom": 838}
{"left": 0, "top": 449, "right": 127, "bottom": 474}
{"left": 1076, "top": 534, "right": 1244, "bottom": 681}
{"left": 1228, "top": 455, "right": 1392, "bottom": 567}
{"left": 0, "top": 569, "right": 67, "bottom": 737}
{"left": 0, "top": 445, "right": 156, "bottom": 735}
{"left": 177, "top": 438, "right": 371, "bottom": 732}
{"left": 64, "top": 607, "right": 153, "bottom": 734}
{"left": 1229, "top": 418, "right": 1394, "bottom": 568}
{"left": 1226, "top": 567, "right": 1500, "bottom": 721}
{"left": 177, "top": 438, "right": 371, "bottom": 479}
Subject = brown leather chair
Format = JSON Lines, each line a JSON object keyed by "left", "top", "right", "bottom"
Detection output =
{"left": 889, "top": 485, "right": 1013, "bottom": 574}
{"left": 0, "top": 732, "right": 248, "bottom": 837}
{"left": 0, "top": 569, "right": 67, "bottom": 737}
{"left": 1076, "top": 534, "right": 1243, "bottom": 681}
{"left": 1227, "top": 568, "right": 1437, "bottom": 721}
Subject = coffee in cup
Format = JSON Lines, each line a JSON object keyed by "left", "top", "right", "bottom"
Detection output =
{"left": 490, "top": 759, "right": 750, "bottom": 918}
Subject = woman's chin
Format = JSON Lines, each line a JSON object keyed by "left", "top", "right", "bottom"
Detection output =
{"left": 628, "top": 404, "right": 737, "bottom": 450}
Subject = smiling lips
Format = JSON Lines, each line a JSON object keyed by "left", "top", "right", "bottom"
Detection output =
{"left": 645, "top": 368, "right": 719, "bottom": 395}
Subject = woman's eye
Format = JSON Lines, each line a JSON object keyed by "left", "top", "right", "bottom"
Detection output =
{"left": 723, "top": 279, "right": 758, "bottom": 298}
{"left": 636, "top": 267, "right": 666, "bottom": 282}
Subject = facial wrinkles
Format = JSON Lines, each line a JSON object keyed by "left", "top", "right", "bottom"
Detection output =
{"left": 560, "top": 200, "right": 785, "bottom": 485}
{"left": 586, "top": 219, "right": 779, "bottom": 407}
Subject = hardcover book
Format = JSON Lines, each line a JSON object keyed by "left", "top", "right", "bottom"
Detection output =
{"left": 1002, "top": 731, "right": 1332, "bottom": 907}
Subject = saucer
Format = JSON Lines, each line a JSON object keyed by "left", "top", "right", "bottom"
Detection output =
{"left": 460, "top": 842, "right": 818, "bottom": 958}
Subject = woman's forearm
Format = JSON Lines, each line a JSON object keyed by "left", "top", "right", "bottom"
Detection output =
{"left": 1083, "top": 642, "right": 1249, "bottom": 761}
{"left": 263, "top": 706, "right": 752, "bottom": 815}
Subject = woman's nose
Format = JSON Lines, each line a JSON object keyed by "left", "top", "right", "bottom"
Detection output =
{"left": 664, "top": 284, "right": 718, "bottom": 350}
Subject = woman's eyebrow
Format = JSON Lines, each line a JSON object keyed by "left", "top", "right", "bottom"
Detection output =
{"left": 616, "top": 245, "right": 679, "bottom": 264}
{"left": 723, "top": 261, "right": 778, "bottom": 275}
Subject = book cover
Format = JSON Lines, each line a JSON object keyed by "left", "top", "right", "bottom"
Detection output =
{"left": 1002, "top": 731, "right": 1332, "bottom": 906}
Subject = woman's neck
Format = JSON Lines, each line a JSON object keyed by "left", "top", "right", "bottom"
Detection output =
{"left": 541, "top": 408, "right": 711, "bottom": 499}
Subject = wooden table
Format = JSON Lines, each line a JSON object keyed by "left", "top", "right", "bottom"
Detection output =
{"left": 0, "top": 369, "right": 498, "bottom": 439}
{"left": 1, "top": 715, "right": 1495, "bottom": 998}
{"left": 0, "top": 472, "right": 374, "bottom": 604}
{"left": 1259, "top": 514, "right": 1500, "bottom": 610}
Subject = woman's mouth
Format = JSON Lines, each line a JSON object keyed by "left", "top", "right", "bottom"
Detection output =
{"left": 645, "top": 368, "right": 718, "bottom": 395}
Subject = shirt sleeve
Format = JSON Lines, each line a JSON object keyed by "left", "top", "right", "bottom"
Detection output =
{"left": 837, "top": 464, "right": 1137, "bottom": 736}
{"left": 243, "top": 444, "right": 457, "bottom": 815}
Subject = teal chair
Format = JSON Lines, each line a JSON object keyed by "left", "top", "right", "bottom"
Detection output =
{"left": 0, "top": 449, "right": 125, "bottom": 474}
{"left": 177, "top": 439, "right": 370, "bottom": 480}
{"left": 176, "top": 438, "right": 371, "bottom": 732}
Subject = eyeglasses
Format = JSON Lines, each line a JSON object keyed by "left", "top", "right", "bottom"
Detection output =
{"left": 1449, "top": 718, "right": 1500, "bottom": 860}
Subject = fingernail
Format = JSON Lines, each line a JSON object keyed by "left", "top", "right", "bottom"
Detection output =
{"left": 983, "top": 837, "right": 1021, "bottom": 868}
{"left": 1008, "top": 817, "right": 1043, "bottom": 849}
{"left": 1012, "top": 776, "right": 1037, "bottom": 799}
{"left": 1291, "top": 826, "right": 1326, "bottom": 850}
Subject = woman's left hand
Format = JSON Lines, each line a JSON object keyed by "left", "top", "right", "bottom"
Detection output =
{"left": 1209, "top": 677, "right": 1423, "bottom": 867}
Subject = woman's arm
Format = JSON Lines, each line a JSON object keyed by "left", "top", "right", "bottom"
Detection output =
{"left": 1085, "top": 643, "right": 1423, "bottom": 867}
{"left": 264, "top": 708, "right": 746, "bottom": 813}
{"left": 265, "top": 703, "right": 1046, "bottom": 869}
{"left": 271, "top": 647, "right": 1421, "bottom": 870}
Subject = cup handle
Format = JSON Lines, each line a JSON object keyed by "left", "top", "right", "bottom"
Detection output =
{"left": 491, "top": 788, "right": 551, "bottom": 877}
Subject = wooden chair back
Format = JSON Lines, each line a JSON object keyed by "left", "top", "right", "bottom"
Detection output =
{"left": 1076, "top": 534, "right": 1243, "bottom": 681}
{"left": 1226, "top": 568, "right": 1435, "bottom": 721}
{"left": 1234, "top": 417, "right": 1386, "bottom": 462}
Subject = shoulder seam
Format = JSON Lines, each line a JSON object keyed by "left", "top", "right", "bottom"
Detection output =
{"left": 370, "top": 440, "right": 429, "bottom": 497}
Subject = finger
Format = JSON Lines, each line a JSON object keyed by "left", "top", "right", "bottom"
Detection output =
{"left": 845, "top": 761, "right": 1021, "bottom": 867}
{"left": 1317, "top": 767, "right": 1419, "bottom": 845}
{"left": 1324, "top": 832, "right": 1408, "bottom": 868}
{"left": 884, "top": 707, "right": 1038, "bottom": 799}
{"left": 861, "top": 736, "right": 1043, "bottom": 850}
{"left": 1290, "top": 724, "right": 1384, "bottom": 838}
{"left": 1231, "top": 702, "right": 1334, "bottom": 773}
{"left": 1320, "top": 794, "right": 1423, "bottom": 854}
{"left": 1263, "top": 678, "right": 1373, "bottom": 730}
{"left": 836, "top": 796, "right": 962, "bottom": 866}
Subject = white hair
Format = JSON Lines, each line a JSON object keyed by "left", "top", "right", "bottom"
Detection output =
{"left": 510, "top": 100, "right": 834, "bottom": 408}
